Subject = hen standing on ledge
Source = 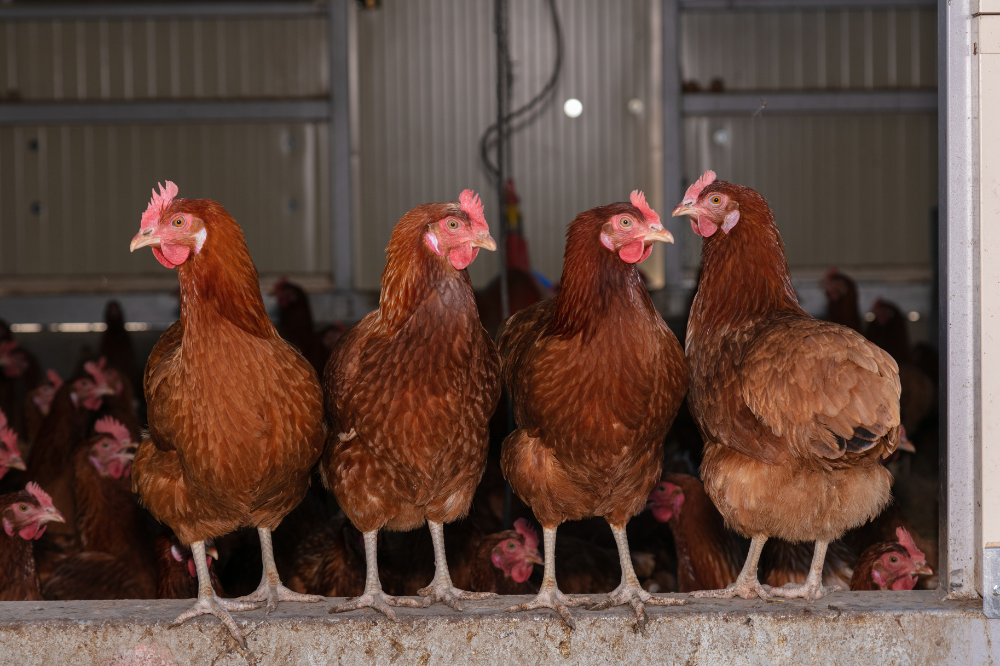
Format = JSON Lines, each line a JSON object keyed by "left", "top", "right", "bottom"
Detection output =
{"left": 499, "top": 193, "right": 688, "bottom": 629}
{"left": 129, "top": 182, "right": 326, "bottom": 647}
{"left": 674, "top": 171, "right": 901, "bottom": 601}
{"left": 322, "top": 191, "right": 500, "bottom": 618}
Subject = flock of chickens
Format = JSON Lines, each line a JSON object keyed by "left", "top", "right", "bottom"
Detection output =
{"left": 0, "top": 171, "right": 937, "bottom": 648}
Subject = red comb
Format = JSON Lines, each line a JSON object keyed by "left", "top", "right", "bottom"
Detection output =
{"left": 141, "top": 181, "right": 179, "bottom": 230}
{"left": 84, "top": 357, "right": 110, "bottom": 385}
{"left": 630, "top": 190, "right": 660, "bottom": 225}
{"left": 94, "top": 416, "right": 130, "bottom": 443}
{"left": 459, "top": 190, "right": 489, "bottom": 234}
{"left": 895, "top": 527, "right": 926, "bottom": 562}
{"left": 26, "top": 482, "right": 54, "bottom": 510}
{"left": 514, "top": 518, "right": 539, "bottom": 552}
{"left": 682, "top": 170, "right": 717, "bottom": 204}
{"left": 0, "top": 427, "right": 19, "bottom": 453}
{"left": 46, "top": 369, "right": 63, "bottom": 390}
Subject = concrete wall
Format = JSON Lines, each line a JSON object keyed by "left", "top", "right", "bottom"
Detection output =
{"left": 0, "top": 592, "right": 994, "bottom": 665}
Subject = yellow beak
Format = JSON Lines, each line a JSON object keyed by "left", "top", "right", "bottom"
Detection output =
{"left": 130, "top": 229, "right": 160, "bottom": 252}
{"left": 472, "top": 232, "right": 498, "bottom": 252}
{"left": 644, "top": 227, "right": 675, "bottom": 244}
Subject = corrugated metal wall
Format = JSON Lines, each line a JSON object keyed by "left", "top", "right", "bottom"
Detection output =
{"left": 0, "top": 16, "right": 331, "bottom": 286}
{"left": 679, "top": 8, "right": 937, "bottom": 274}
{"left": 353, "top": 0, "right": 664, "bottom": 290}
{"left": 680, "top": 8, "right": 937, "bottom": 91}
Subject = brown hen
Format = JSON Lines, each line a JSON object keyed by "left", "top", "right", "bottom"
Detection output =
{"left": 499, "top": 192, "right": 688, "bottom": 629}
{"left": 674, "top": 171, "right": 901, "bottom": 602}
{"left": 129, "top": 182, "right": 325, "bottom": 646}
{"left": 322, "top": 190, "right": 499, "bottom": 619}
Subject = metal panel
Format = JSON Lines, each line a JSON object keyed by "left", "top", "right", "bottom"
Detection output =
{"left": 683, "top": 90, "right": 938, "bottom": 114}
{"left": 679, "top": 8, "right": 937, "bottom": 92}
{"left": 0, "top": 3, "right": 327, "bottom": 20}
{"left": 0, "top": 123, "right": 331, "bottom": 278}
{"left": 0, "top": 100, "right": 331, "bottom": 124}
{"left": 682, "top": 113, "right": 937, "bottom": 271}
{"left": 353, "top": 0, "right": 663, "bottom": 290}
{"left": 0, "top": 17, "right": 328, "bottom": 101}
{"left": 940, "top": 0, "right": 978, "bottom": 600}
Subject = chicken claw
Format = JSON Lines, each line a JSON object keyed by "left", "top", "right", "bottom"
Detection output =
{"left": 171, "top": 595, "right": 260, "bottom": 649}
{"left": 588, "top": 581, "right": 686, "bottom": 631}
{"left": 418, "top": 520, "right": 498, "bottom": 611}
{"left": 237, "top": 527, "right": 324, "bottom": 614}
{"left": 330, "top": 590, "right": 427, "bottom": 621}
{"left": 505, "top": 587, "right": 594, "bottom": 630}
{"left": 692, "top": 535, "right": 772, "bottom": 601}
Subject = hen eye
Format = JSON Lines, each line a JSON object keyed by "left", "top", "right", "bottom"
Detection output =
{"left": 506, "top": 541, "right": 516, "bottom": 550}
{"left": 102, "top": 442, "right": 110, "bottom": 449}
{"left": 446, "top": 219, "right": 460, "bottom": 231}
{"left": 889, "top": 555, "right": 899, "bottom": 564}
{"left": 172, "top": 217, "right": 184, "bottom": 228}
{"left": 620, "top": 217, "right": 632, "bottom": 228}
{"left": 18, "top": 504, "right": 28, "bottom": 512}
{"left": 711, "top": 196, "right": 722, "bottom": 205}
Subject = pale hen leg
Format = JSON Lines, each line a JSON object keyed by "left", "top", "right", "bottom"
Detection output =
{"left": 504, "top": 526, "right": 594, "bottom": 630}
{"left": 763, "top": 540, "right": 841, "bottom": 601}
{"left": 329, "top": 530, "right": 426, "bottom": 620}
{"left": 171, "top": 540, "right": 260, "bottom": 649}
{"left": 692, "top": 535, "right": 772, "bottom": 600}
{"left": 234, "top": 527, "right": 324, "bottom": 613}
{"left": 418, "top": 520, "right": 497, "bottom": 611}
{"left": 588, "top": 523, "right": 685, "bottom": 630}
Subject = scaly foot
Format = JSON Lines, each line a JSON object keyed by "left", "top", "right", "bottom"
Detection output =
{"left": 235, "top": 581, "right": 324, "bottom": 614}
{"left": 418, "top": 579, "right": 497, "bottom": 611}
{"left": 329, "top": 590, "right": 426, "bottom": 621}
{"left": 588, "top": 580, "right": 686, "bottom": 631}
{"left": 171, "top": 595, "right": 260, "bottom": 649}
{"left": 691, "top": 576, "right": 772, "bottom": 601}
{"left": 764, "top": 580, "right": 840, "bottom": 602}
{"left": 505, "top": 587, "right": 594, "bottom": 630}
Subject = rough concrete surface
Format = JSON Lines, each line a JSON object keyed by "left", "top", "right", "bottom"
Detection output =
{"left": 0, "top": 591, "right": 994, "bottom": 665}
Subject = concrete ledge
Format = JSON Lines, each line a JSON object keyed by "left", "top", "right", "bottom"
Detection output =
{"left": 0, "top": 592, "right": 992, "bottom": 665}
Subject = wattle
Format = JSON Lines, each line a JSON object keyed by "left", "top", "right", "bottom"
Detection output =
{"left": 619, "top": 239, "right": 646, "bottom": 264}
{"left": 153, "top": 243, "right": 191, "bottom": 269}
{"left": 650, "top": 506, "right": 674, "bottom": 523}
{"left": 510, "top": 561, "right": 533, "bottom": 584}
{"left": 697, "top": 217, "right": 719, "bottom": 237}
{"left": 891, "top": 575, "right": 918, "bottom": 591}
{"left": 449, "top": 244, "right": 479, "bottom": 270}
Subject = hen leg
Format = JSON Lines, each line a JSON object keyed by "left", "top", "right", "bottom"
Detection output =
{"left": 692, "top": 535, "right": 772, "bottom": 600}
{"left": 588, "top": 523, "right": 685, "bottom": 630}
{"left": 504, "top": 526, "right": 594, "bottom": 630}
{"left": 329, "top": 530, "right": 426, "bottom": 620}
{"left": 171, "top": 540, "right": 260, "bottom": 649}
{"left": 418, "top": 520, "right": 497, "bottom": 610}
{"left": 763, "top": 540, "right": 841, "bottom": 601}
{"left": 235, "top": 527, "right": 324, "bottom": 613}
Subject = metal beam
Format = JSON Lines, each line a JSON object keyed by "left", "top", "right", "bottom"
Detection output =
{"left": 680, "top": 0, "right": 934, "bottom": 10}
{"left": 940, "top": 0, "right": 979, "bottom": 600}
{"left": 682, "top": 90, "right": 938, "bottom": 115}
{"left": 662, "top": 0, "right": 686, "bottom": 315}
{"left": 329, "top": 0, "right": 354, "bottom": 297}
{"left": 0, "top": 101, "right": 330, "bottom": 125}
{"left": 0, "top": 2, "right": 327, "bottom": 20}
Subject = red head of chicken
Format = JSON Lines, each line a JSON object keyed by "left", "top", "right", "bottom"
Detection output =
{"left": 0, "top": 418, "right": 25, "bottom": 480}
{"left": 70, "top": 359, "right": 122, "bottom": 411}
{"left": 851, "top": 527, "right": 933, "bottom": 591}
{"left": 88, "top": 416, "right": 136, "bottom": 480}
{"left": 0, "top": 341, "right": 29, "bottom": 379}
{"left": 490, "top": 518, "right": 544, "bottom": 584}
{"left": 3, "top": 483, "right": 64, "bottom": 540}
{"left": 647, "top": 480, "right": 685, "bottom": 523}
{"left": 30, "top": 370, "right": 63, "bottom": 417}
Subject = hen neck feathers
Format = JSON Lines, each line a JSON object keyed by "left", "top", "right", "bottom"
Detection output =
{"left": 690, "top": 208, "right": 803, "bottom": 338}
{"left": 551, "top": 223, "right": 657, "bottom": 339}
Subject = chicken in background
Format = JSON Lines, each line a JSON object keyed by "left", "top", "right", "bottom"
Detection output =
{"left": 675, "top": 171, "right": 902, "bottom": 602}
{"left": 23, "top": 370, "right": 62, "bottom": 446}
{"left": 272, "top": 278, "right": 331, "bottom": 376}
{"left": 130, "top": 181, "right": 326, "bottom": 647}
{"left": 43, "top": 417, "right": 156, "bottom": 600}
{"left": 821, "top": 268, "right": 862, "bottom": 333}
{"left": 0, "top": 411, "right": 27, "bottom": 489}
{"left": 466, "top": 519, "right": 542, "bottom": 595}
{"left": 286, "top": 512, "right": 366, "bottom": 598}
{"left": 474, "top": 179, "right": 554, "bottom": 341}
{"left": 99, "top": 300, "right": 141, "bottom": 402}
{"left": 0, "top": 338, "right": 42, "bottom": 439}
{"left": 0, "top": 483, "right": 64, "bottom": 600}
{"left": 323, "top": 190, "right": 500, "bottom": 618}
{"left": 26, "top": 359, "right": 131, "bottom": 534}
{"left": 850, "top": 527, "right": 933, "bottom": 591}
{"left": 156, "top": 534, "right": 226, "bottom": 600}
{"left": 500, "top": 192, "right": 688, "bottom": 629}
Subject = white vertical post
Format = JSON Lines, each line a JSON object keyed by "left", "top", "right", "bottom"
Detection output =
{"left": 329, "top": 0, "right": 353, "bottom": 306}
{"left": 662, "top": 0, "right": 684, "bottom": 316}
